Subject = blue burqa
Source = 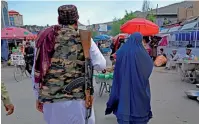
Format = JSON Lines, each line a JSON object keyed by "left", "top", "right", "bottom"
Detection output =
{"left": 105, "top": 32, "right": 153, "bottom": 124}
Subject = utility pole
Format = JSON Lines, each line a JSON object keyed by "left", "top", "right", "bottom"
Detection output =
{"left": 156, "top": 4, "right": 158, "bottom": 15}
{"left": 87, "top": 20, "right": 91, "bottom": 30}
{"left": 156, "top": 4, "right": 158, "bottom": 25}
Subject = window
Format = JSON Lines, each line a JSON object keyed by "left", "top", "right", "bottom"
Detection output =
{"left": 9, "top": 17, "right": 14, "bottom": 21}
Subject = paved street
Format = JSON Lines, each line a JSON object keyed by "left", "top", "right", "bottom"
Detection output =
{"left": 2, "top": 66, "right": 199, "bottom": 124}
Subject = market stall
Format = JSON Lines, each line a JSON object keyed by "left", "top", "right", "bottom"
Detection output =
{"left": 94, "top": 34, "right": 111, "bottom": 55}
{"left": 1, "top": 27, "right": 35, "bottom": 62}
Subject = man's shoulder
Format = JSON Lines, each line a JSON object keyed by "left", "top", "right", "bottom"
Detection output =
{"left": 58, "top": 26, "right": 79, "bottom": 39}
{"left": 40, "top": 25, "right": 61, "bottom": 35}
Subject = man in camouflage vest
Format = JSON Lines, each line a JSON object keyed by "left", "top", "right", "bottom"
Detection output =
{"left": 33, "top": 5, "right": 106, "bottom": 124}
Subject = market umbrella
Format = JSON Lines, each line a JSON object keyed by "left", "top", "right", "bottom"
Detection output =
{"left": 120, "top": 18, "right": 159, "bottom": 36}
{"left": 26, "top": 35, "right": 37, "bottom": 40}
{"left": 94, "top": 34, "right": 110, "bottom": 42}
{"left": 111, "top": 33, "right": 129, "bottom": 52}
{"left": 112, "top": 33, "right": 128, "bottom": 42}
{"left": 1, "top": 27, "right": 34, "bottom": 39}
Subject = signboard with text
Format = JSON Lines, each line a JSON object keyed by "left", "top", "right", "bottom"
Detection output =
{"left": 11, "top": 54, "right": 25, "bottom": 65}
{"left": 98, "top": 24, "right": 107, "bottom": 32}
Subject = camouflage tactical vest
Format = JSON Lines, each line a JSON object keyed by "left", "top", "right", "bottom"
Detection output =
{"left": 38, "top": 26, "right": 86, "bottom": 103}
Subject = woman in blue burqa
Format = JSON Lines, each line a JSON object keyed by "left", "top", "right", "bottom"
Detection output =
{"left": 105, "top": 32, "right": 153, "bottom": 124}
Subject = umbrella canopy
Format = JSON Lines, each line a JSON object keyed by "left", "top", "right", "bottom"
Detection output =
{"left": 112, "top": 33, "right": 128, "bottom": 42}
{"left": 120, "top": 18, "right": 159, "bottom": 36}
{"left": 1, "top": 27, "right": 34, "bottom": 40}
{"left": 26, "top": 35, "right": 37, "bottom": 40}
{"left": 112, "top": 33, "right": 128, "bottom": 52}
{"left": 94, "top": 34, "right": 110, "bottom": 42}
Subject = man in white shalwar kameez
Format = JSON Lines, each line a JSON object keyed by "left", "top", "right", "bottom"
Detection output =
{"left": 165, "top": 49, "right": 180, "bottom": 70}
{"left": 32, "top": 5, "right": 106, "bottom": 124}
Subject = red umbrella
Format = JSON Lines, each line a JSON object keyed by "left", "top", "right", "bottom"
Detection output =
{"left": 120, "top": 18, "right": 159, "bottom": 36}
{"left": 1, "top": 27, "right": 34, "bottom": 39}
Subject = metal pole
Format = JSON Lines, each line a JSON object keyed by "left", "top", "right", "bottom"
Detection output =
{"left": 190, "top": 31, "right": 191, "bottom": 47}
{"left": 185, "top": 32, "right": 186, "bottom": 45}
{"left": 178, "top": 30, "right": 180, "bottom": 48}
{"left": 195, "top": 20, "right": 199, "bottom": 48}
{"left": 181, "top": 32, "right": 182, "bottom": 47}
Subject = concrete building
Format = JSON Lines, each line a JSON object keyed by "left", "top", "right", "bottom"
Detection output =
{"left": 134, "top": 1, "right": 196, "bottom": 27}
{"left": 86, "top": 21, "right": 113, "bottom": 35}
{"left": 84, "top": 1, "right": 197, "bottom": 35}
{"left": 20, "top": 22, "right": 86, "bottom": 34}
{"left": 9, "top": 10, "right": 23, "bottom": 26}
{"left": 78, "top": 22, "right": 87, "bottom": 30}
{"left": 1, "top": 0, "right": 10, "bottom": 29}
{"left": 178, "top": 1, "right": 199, "bottom": 21}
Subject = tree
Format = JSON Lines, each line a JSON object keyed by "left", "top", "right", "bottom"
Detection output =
{"left": 108, "top": 18, "right": 121, "bottom": 36}
{"left": 120, "top": 10, "right": 137, "bottom": 25}
{"left": 146, "top": 13, "right": 156, "bottom": 22}
{"left": 109, "top": 11, "right": 137, "bottom": 36}
{"left": 142, "top": 1, "right": 156, "bottom": 22}
{"left": 92, "top": 30, "right": 98, "bottom": 37}
{"left": 142, "top": 0, "right": 151, "bottom": 13}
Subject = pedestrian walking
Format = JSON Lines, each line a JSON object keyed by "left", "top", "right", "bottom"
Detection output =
{"left": 32, "top": 5, "right": 106, "bottom": 124}
{"left": 105, "top": 32, "right": 153, "bottom": 124}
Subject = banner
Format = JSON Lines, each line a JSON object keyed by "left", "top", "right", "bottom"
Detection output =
{"left": 98, "top": 24, "right": 107, "bottom": 32}
{"left": 11, "top": 54, "right": 25, "bottom": 65}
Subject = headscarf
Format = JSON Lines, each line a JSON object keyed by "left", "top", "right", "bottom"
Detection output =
{"left": 34, "top": 25, "right": 61, "bottom": 83}
{"left": 105, "top": 32, "right": 153, "bottom": 123}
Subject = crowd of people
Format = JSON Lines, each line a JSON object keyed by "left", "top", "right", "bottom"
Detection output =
{"left": 165, "top": 47, "right": 196, "bottom": 70}
{"left": 137, "top": 35, "right": 197, "bottom": 69}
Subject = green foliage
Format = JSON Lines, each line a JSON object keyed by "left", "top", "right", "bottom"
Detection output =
{"left": 109, "top": 10, "right": 137, "bottom": 36}
{"left": 146, "top": 14, "right": 156, "bottom": 22}
{"left": 108, "top": 18, "right": 121, "bottom": 36}
{"left": 92, "top": 30, "right": 98, "bottom": 37}
{"left": 146, "top": 8, "right": 156, "bottom": 22}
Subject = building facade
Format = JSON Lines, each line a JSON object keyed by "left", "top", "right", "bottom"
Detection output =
{"left": 1, "top": 0, "right": 10, "bottom": 29}
{"left": 86, "top": 21, "right": 113, "bottom": 35}
{"left": 9, "top": 10, "right": 23, "bottom": 27}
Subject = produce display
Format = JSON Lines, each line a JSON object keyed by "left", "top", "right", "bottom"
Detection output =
{"left": 93, "top": 72, "right": 113, "bottom": 79}
{"left": 154, "top": 55, "right": 167, "bottom": 67}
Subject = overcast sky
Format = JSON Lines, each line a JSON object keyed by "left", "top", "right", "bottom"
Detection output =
{"left": 7, "top": 0, "right": 182, "bottom": 26}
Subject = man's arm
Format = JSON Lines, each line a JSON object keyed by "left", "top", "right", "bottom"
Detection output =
{"left": 172, "top": 54, "right": 179, "bottom": 61}
{"left": 191, "top": 54, "right": 195, "bottom": 60}
{"left": 31, "top": 48, "right": 39, "bottom": 99}
{"left": 31, "top": 68, "right": 39, "bottom": 99}
{"left": 1, "top": 82, "right": 14, "bottom": 115}
{"left": 89, "top": 39, "right": 106, "bottom": 71}
{"left": 1, "top": 82, "right": 11, "bottom": 105}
